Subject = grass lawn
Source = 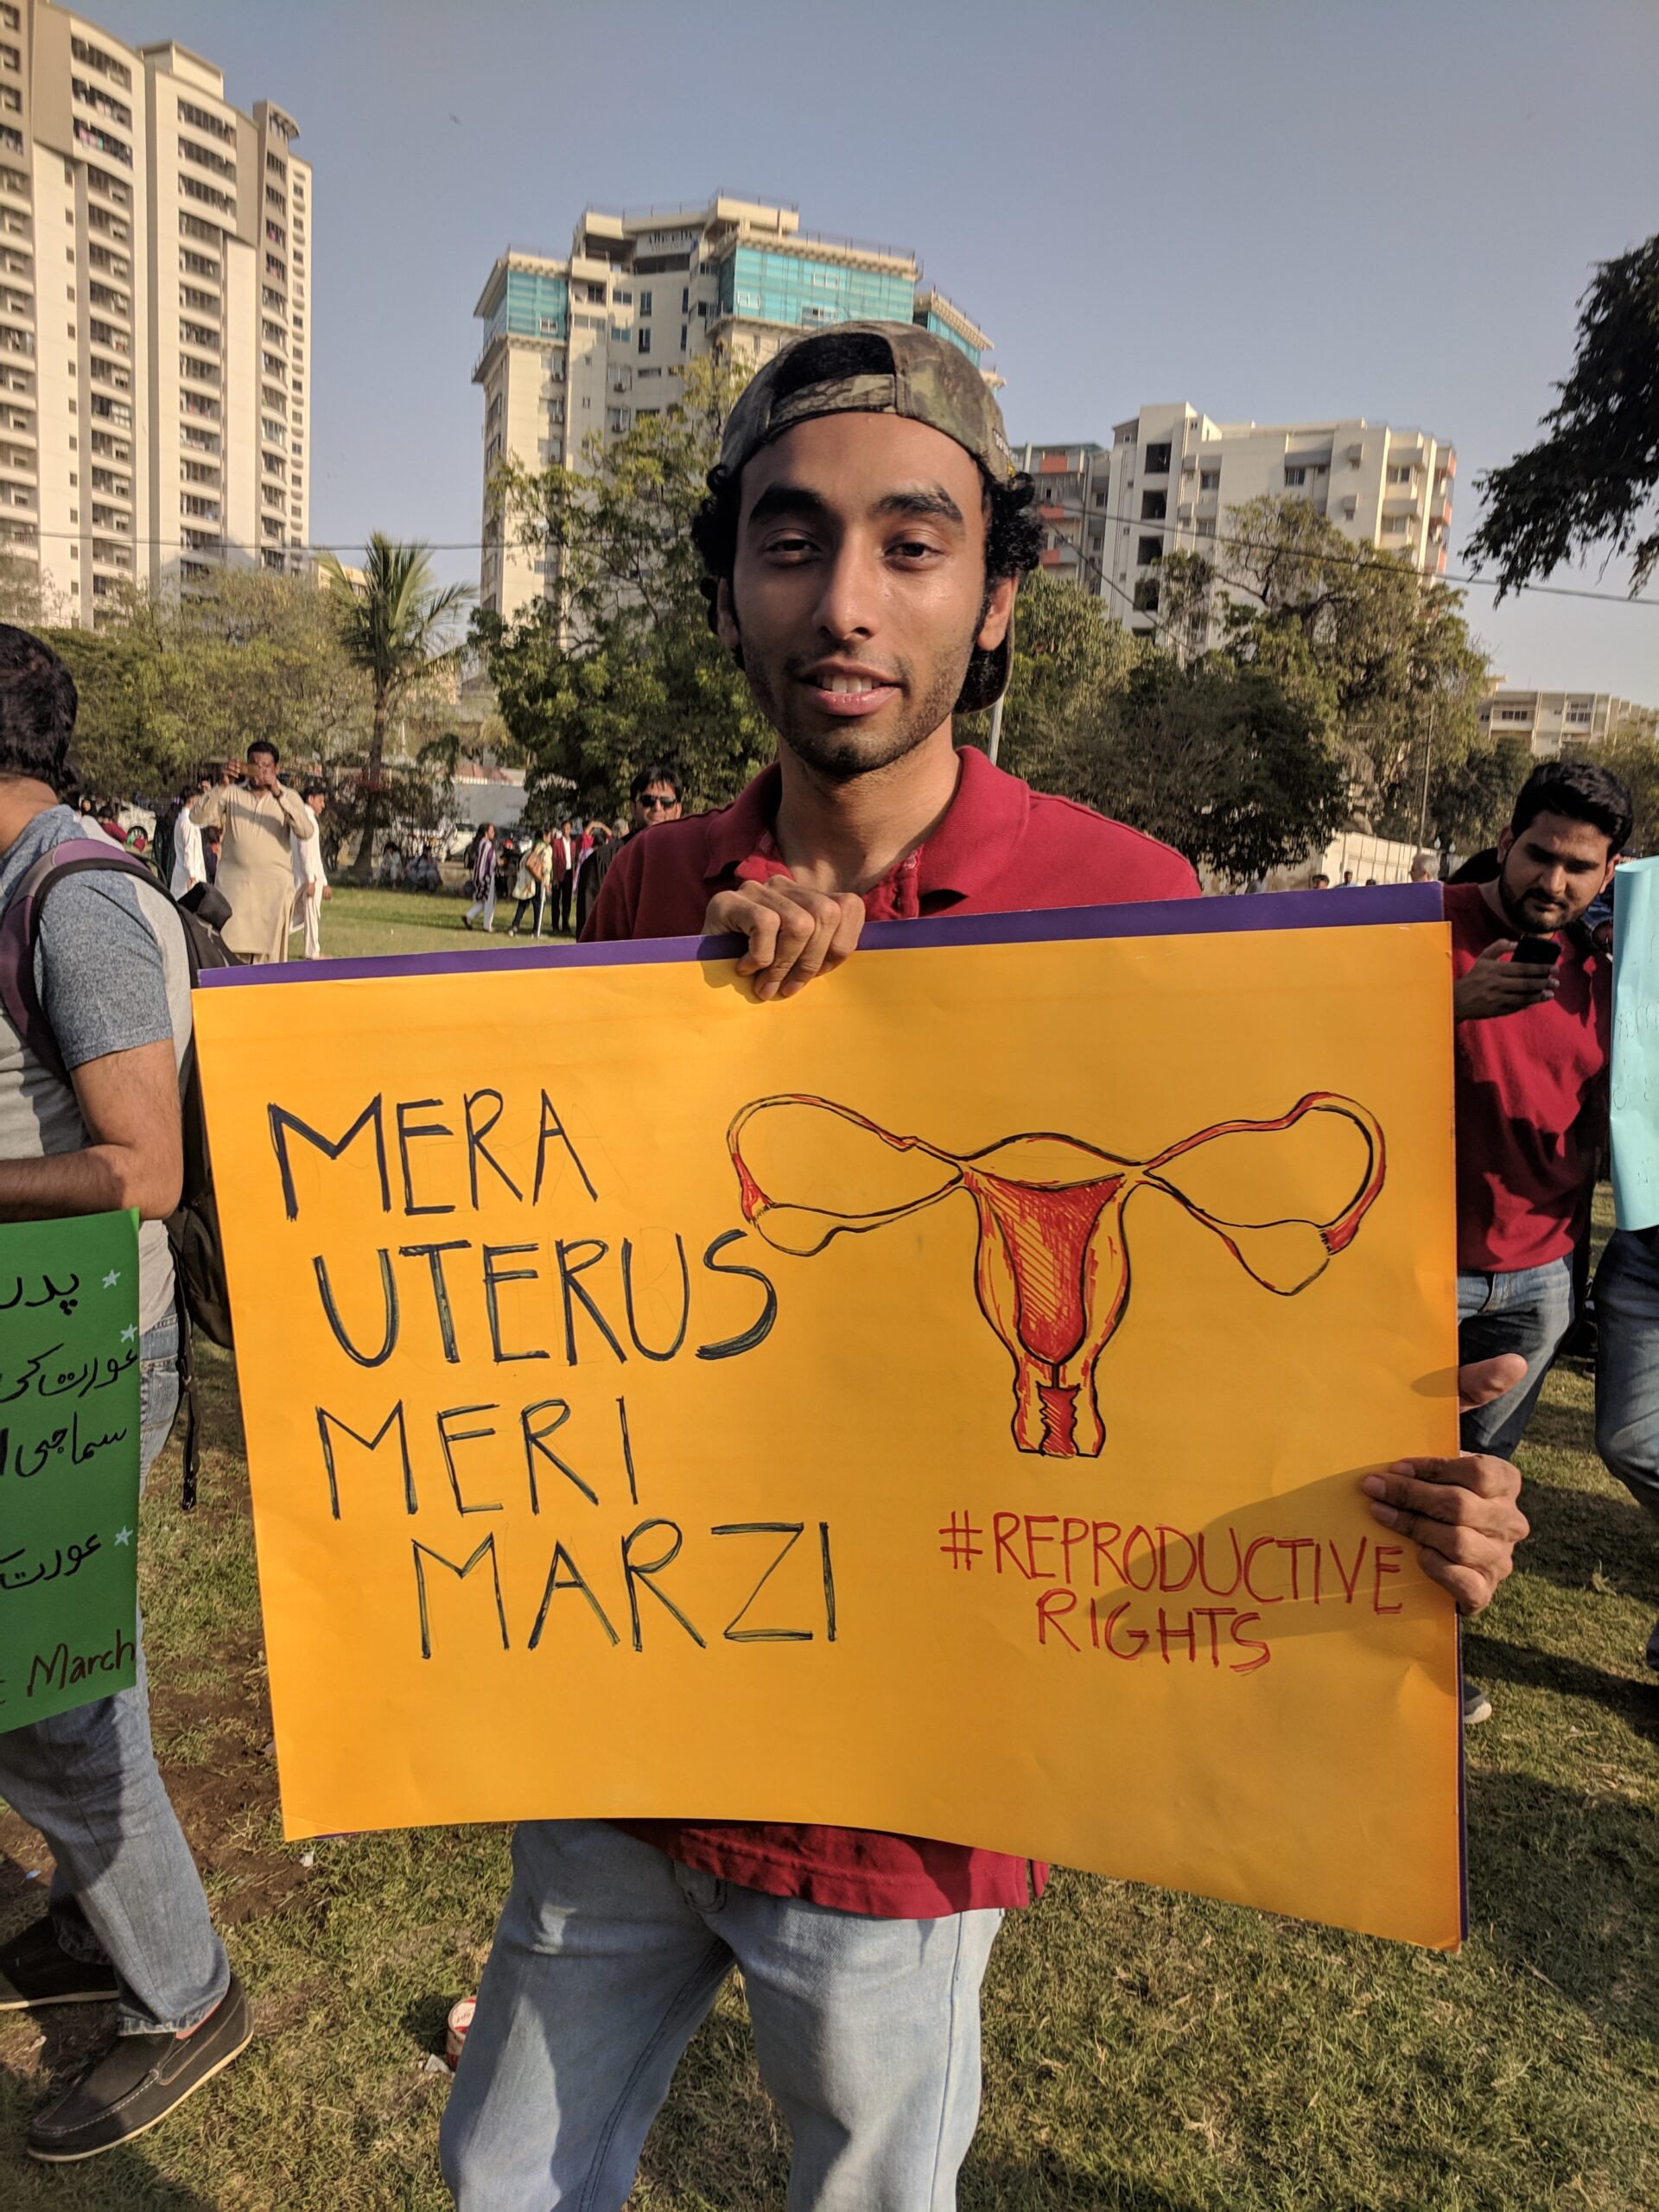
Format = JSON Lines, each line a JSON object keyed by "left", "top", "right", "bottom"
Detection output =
{"left": 306, "top": 882, "right": 579, "bottom": 962}
{"left": 0, "top": 1262, "right": 1655, "bottom": 2202}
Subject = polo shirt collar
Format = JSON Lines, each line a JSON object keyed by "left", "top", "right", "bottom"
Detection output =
{"left": 701, "top": 744, "right": 1032, "bottom": 903}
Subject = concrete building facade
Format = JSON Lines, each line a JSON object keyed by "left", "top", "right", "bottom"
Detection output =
{"left": 474, "top": 194, "right": 991, "bottom": 620}
{"left": 1477, "top": 684, "right": 1658, "bottom": 759}
{"left": 1015, "top": 405, "right": 1455, "bottom": 641}
{"left": 0, "top": 3, "right": 309, "bottom": 626}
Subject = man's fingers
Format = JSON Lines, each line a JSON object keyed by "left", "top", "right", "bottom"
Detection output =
{"left": 1457, "top": 1352, "right": 1527, "bottom": 1412}
{"left": 1359, "top": 1457, "right": 1528, "bottom": 1619}
{"left": 704, "top": 883, "right": 865, "bottom": 1001}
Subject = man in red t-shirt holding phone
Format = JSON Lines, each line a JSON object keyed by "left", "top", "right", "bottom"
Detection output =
{"left": 1446, "top": 760, "right": 1630, "bottom": 1713}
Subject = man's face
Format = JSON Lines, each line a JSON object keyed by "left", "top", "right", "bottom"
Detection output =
{"left": 306, "top": 793, "right": 325, "bottom": 820}
{"left": 717, "top": 412, "right": 1015, "bottom": 781}
{"left": 1495, "top": 810, "right": 1614, "bottom": 933}
{"left": 631, "top": 781, "right": 681, "bottom": 830}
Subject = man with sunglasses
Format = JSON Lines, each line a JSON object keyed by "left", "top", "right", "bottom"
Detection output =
{"left": 573, "top": 766, "right": 682, "bottom": 933}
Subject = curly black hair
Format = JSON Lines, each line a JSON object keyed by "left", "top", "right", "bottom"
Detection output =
{"left": 690, "top": 458, "right": 1043, "bottom": 715}
{"left": 0, "top": 624, "right": 79, "bottom": 796}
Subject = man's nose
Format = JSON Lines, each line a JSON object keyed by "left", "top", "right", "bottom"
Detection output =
{"left": 812, "top": 543, "right": 881, "bottom": 642}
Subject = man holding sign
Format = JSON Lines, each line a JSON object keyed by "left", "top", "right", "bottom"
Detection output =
{"left": 440, "top": 328, "right": 1529, "bottom": 2211}
{"left": 0, "top": 627, "right": 249, "bottom": 2162}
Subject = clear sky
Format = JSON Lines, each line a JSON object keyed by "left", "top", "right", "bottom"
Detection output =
{"left": 92, "top": 0, "right": 1659, "bottom": 698}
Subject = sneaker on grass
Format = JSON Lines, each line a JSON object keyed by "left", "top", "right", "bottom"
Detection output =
{"left": 0, "top": 1917, "right": 118, "bottom": 2010}
{"left": 26, "top": 1971, "right": 251, "bottom": 2163}
{"left": 1463, "top": 1682, "right": 1493, "bottom": 1726}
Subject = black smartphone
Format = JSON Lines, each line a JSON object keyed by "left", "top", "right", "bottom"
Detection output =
{"left": 1513, "top": 936, "right": 1561, "bottom": 967}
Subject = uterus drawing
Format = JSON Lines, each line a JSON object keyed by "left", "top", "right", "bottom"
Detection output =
{"left": 727, "top": 1092, "right": 1386, "bottom": 1459}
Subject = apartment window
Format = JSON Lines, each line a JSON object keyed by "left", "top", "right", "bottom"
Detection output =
{"left": 1388, "top": 464, "right": 1414, "bottom": 485}
{"left": 614, "top": 289, "right": 632, "bottom": 305}
{"left": 581, "top": 282, "right": 604, "bottom": 304}
{"left": 1136, "top": 535, "right": 1162, "bottom": 566}
{"left": 679, "top": 325, "right": 687, "bottom": 353}
{"left": 681, "top": 286, "right": 690, "bottom": 315}
{"left": 1198, "top": 519, "right": 1217, "bottom": 539}
{"left": 1382, "top": 514, "right": 1411, "bottom": 536}
{"left": 1143, "top": 442, "right": 1172, "bottom": 474}
{"left": 607, "top": 408, "right": 631, "bottom": 434}
{"left": 179, "top": 137, "right": 236, "bottom": 183}
{"left": 0, "top": 41, "right": 16, "bottom": 69}
{"left": 177, "top": 98, "right": 234, "bottom": 143}
{"left": 1199, "top": 468, "right": 1220, "bottom": 493}
{"left": 1284, "top": 466, "right": 1306, "bottom": 487}
{"left": 71, "top": 34, "right": 130, "bottom": 88}
{"left": 639, "top": 289, "right": 652, "bottom": 316}
{"left": 182, "top": 175, "right": 235, "bottom": 214}
{"left": 1141, "top": 490, "right": 1166, "bottom": 521}
{"left": 637, "top": 327, "right": 652, "bottom": 356}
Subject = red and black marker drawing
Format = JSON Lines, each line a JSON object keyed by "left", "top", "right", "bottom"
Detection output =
{"left": 728, "top": 1093, "right": 1386, "bottom": 1459}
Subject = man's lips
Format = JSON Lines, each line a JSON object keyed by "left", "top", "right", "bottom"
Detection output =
{"left": 796, "top": 671, "right": 900, "bottom": 718}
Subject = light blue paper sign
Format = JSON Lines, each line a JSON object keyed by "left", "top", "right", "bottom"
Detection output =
{"left": 1611, "top": 855, "right": 1659, "bottom": 1231}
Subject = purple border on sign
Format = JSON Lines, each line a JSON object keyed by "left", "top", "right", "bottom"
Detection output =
{"left": 198, "top": 882, "right": 1446, "bottom": 988}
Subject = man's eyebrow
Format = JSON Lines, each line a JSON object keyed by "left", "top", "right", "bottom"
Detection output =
{"left": 745, "top": 482, "right": 832, "bottom": 526}
{"left": 872, "top": 486, "right": 965, "bottom": 526}
{"left": 743, "top": 482, "right": 968, "bottom": 529}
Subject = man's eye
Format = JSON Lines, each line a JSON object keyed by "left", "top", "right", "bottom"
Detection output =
{"left": 890, "top": 539, "right": 942, "bottom": 562}
{"left": 764, "top": 535, "right": 816, "bottom": 558}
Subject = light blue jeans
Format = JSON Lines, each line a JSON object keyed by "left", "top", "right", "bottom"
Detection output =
{"left": 440, "top": 1819, "right": 1002, "bottom": 2211}
{"left": 0, "top": 1310, "right": 230, "bottom": 2034}
{"left": 1456, "top": 1255, "right": 1576, "bottom": 1459}
{"left": 1592, "top": 1227, "right": 1659, "bottom": 1669}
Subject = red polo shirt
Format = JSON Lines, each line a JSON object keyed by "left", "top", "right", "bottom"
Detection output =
{"left": 582, "top": 744, "right": 1198, "bottom": 1918}
{"left": 1447, "top": 883, "right": 1610, "bottom": 1274}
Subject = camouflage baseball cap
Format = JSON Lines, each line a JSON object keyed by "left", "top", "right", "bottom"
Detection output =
{"left": 712, "top": 321, "right": 1015, "bottom": 489}
{"left": 712, "top": 323, "right": 1020, "bottom": 712}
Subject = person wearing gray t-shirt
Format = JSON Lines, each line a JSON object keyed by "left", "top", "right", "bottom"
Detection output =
{"left": 0, "top": 626, "right": 250, "bottom": 2163}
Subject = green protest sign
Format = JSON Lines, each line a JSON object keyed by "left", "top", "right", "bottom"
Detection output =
{"left": 0, "top": 1210, "right": 141, "bottom": 1725}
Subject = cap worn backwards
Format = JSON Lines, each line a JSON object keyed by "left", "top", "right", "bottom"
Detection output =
{"left": 713, "top": 322, "right": 1015, "bottom": 491}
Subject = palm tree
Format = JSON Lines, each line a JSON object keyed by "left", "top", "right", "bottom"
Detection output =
{"left": 322, "top": 536, "right": 472, "bottom": 877}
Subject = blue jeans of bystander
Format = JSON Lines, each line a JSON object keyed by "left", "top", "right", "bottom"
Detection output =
{"left": 1456, "top": 1255, "right": 1576, "bottom": 1459}
{"left": 1592, "top": 1226, "right": 1659, "bottom": 1669}
{"left": 440, "top": 1818, "right": 1002, "bottom": 2212}
{"left": 0, "top": 1310, "right": 230, "bottom": 2033}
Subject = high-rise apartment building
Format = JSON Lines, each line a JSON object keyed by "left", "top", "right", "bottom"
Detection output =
{"left": 0, "top": 3, "right": 310, "bottom": 626}
{"left": 474, "top": 195, "right": 992, "bottom": 620}
{"left": 1478, "top": 683, "right": 1656, "bottom": 759}
{"left": 1015, "top": 404, "right": 1455, "bottom": 640}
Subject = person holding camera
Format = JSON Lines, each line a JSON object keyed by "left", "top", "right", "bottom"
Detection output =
{"left": 188, "top": 741, "right": 315, "bottom": 963}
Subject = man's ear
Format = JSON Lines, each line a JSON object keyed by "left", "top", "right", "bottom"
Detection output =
{"left": 1496, "top": 824, "right": 1515, "bottom": 865}
{"left": 715, "top": 575, "right": 742, "bottom": 657}
{"left": 977, "top": 574, "right": 1017, "bottom": 652}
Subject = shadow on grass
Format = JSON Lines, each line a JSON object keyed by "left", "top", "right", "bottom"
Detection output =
{"left": 961, "top": 2149, "right": 1208, "bottom": 2211}
{"left": 1467, "top": 1761, "right": 1659, "bottom": 2041}
{"left": 1468, "top": 1631, "right": 1659, "bottom": 1738}
{"left": 1509, "top": 1475, "right": 1659, "bottom": 1604}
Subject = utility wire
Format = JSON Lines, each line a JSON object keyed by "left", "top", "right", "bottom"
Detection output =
{"left": 14, "top": 521, "right": 1655, "bottom": 607}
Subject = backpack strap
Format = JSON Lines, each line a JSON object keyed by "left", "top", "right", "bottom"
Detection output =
{"left": 0, "top": 839, "right": 161, "bottom": 1082}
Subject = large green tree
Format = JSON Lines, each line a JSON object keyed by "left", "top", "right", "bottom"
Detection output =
{"left": 1189, "top": 495, "right": 1493, "bottom": 846}
{"left": 1469, "top": 233, "right": 1659, "bottom": 595}
{"left": 1567, "top": 725, "right": 1659, "bottom": 849}
{"left": 477, "top": 356, "right": 772, "bottom": 819}
{"left": 322, "top": 537, "right": 471, "bottom": 873}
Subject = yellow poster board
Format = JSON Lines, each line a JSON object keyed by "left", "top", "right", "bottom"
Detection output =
{"left": 194, "top": 912, "right": 1463, "bottom": 1948}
